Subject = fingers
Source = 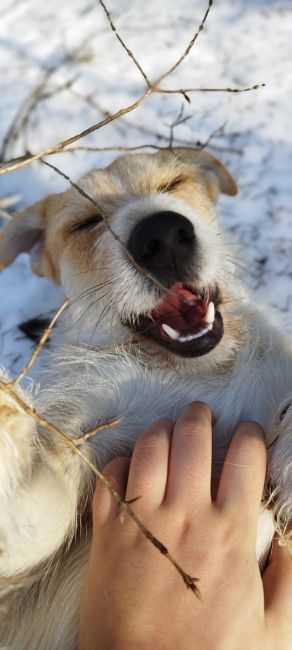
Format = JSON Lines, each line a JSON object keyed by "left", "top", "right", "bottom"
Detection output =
{"left": 92, "top": 456, "right": 131, "bottom": 525}
{"left": 166, "top": 402, "right": 213, "bottom": 505}
{"left": 92, "top": 412, "right": 267, "bottom": 545}
{"left": 125, "top": 419, "right": 173, "bottom": 507}
{"left": 264, "top": 537, "right": 292, "bottom": 637}
{"left": 216, "top": 422, "right": 266, "bottom": 531}
{"left": 93, "top": 405, "right": 212, "bottom": 526}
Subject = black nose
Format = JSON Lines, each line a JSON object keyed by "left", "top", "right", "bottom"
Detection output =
{"left": 127, "top": 211, "right": 196, "bottom": 286}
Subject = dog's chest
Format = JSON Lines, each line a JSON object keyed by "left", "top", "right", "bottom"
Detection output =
{"left": 42, "top": 347, "right": 292, "bottom": 468}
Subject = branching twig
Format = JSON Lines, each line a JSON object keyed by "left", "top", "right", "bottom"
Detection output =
{"left": 164, "top": 104, "right": 192, "bottom": 148}
{"left": 40, "top": 158, "right": 171, "bottom": 298}
{"left": 0, "top": 43, "right": 86, "bottom": 162}
{"left": 154, "top": 0, "right": 214, "bottom": 87}
{"left": 0, "top": 376, "right": 201, "bottom": 598}
{"left": 0, "top": 0, "right": 264, "bottom": 602}
{"left": 0, "top": 79, "right": 264, "bottom": 174}
{"left": 97, "top": 0, "right": 150, "bottom": 86}
{"left": 0, "top": 140, "right": 243, "bottom": 163}
{"left": 60, "top": 143, "right": 165, "bottom": 153}
{"left": 0, "top": 88, "right": 152, "bottom": 174}
{"left": 9, "top": 299, "right": 70, "bottom": 386}
{"left": 75, "top": 418, "right": 122, "bottom": 445}
{"left": 0, "top": 0, "right": 264, "bottom": 176}
{"left": 155, "top": 82, "right": 265, "bottom": 96}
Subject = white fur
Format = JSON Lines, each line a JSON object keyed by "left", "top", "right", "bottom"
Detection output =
{"left": 1, "top": 161, "right": 292, "bottom": 648}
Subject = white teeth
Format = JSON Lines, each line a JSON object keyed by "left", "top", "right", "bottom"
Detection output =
{"left": 162, "top": 304, "right": 215, "bottom": 343}
{"left": 162, "top": 322, "right": 213, "bottom": 343}
{"left": 204, "top": 301, "right": 215, "bottom": 325}
{"left": 161, "top": 323, "right": 180, "bottom": 340}
{"left": 177, "top": 324, "right": 212, "bottom": 343}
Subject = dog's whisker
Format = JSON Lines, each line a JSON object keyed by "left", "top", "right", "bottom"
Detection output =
{"left": 66, "top": 290, "right": 113, "bottom": 333}
{"left": 62, "top": 266, "right": 110, "bottom": 281}
{"left": 89, "top": 304, "right": 113, "bottom": 344}
{"left": 225, "top": 256, "right": 252, "bottom": 273}
{"left": 3, "top": 144, "right": 289, "bottom": 646}
{"left": 69, "top": 280, "right": 116, "bottom": 307}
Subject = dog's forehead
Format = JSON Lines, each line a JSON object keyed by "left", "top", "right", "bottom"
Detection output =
{"left": 105, "top": 151, "right": 192, "bottom": 188}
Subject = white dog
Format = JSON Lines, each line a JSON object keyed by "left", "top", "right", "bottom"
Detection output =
{"left": 0, "top": 148, "right": 291, "bottom": 649}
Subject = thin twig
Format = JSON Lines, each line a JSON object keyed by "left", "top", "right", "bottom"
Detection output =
{"left": 0, "top": 378, "right": 201, "bottom": 598}
{"left": 62, "top": 143, "right": 165, "bottom": 153}
{"left": 0, "top": 140, "right": 243, "bottom": 162}
{"left": 0, "top": 0, "right": 261, "bottom": 600}
{"left": 0, "top": 0, "right": 264, "bottom": 176}
{"left": 9, "top": 299, "right": 69, "bottom": 386}
{"left": 0, "top": 41, "right": 86, "bottom": 162}
{"left": 0, "top": 80, "right": 264, "bottom": 174}
{"left": 97, "top": 0, "right": 150, "bottom": 86}
{"left": 40, "top": 158, "right": 171, "bottom": 297}
{"left": 164, "top": 104, "right": 191, "bottom": 148}
{"left": 75, "top": 417, "right": 122, "bottom": 445}
{"left": 0, "top": 88, "right": 152, "bottom": 174}
{"left": 156, "top": 83, "right": 265, "bottom": 95}
{"left": 154, "top": 0, "right": 214, "bottom": 87}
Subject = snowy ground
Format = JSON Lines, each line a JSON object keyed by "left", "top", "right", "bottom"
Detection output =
{"left": 0, "top": 0, "right": 292, "bottom": 376}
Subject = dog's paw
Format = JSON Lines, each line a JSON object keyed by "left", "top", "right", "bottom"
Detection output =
{"left": 0, "top": 377, "right": 37, "bottom": 498}
{"left": 266, "top": 397, "right": 292, "bottom": 551}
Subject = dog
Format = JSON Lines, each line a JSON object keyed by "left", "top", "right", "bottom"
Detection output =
{"left": 0, "top": 148, "right": 292, "bottom": 648}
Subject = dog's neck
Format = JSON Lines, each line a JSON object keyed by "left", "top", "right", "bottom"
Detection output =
{"left": 57, "top": 295, "right": 291, "bottom": 380}
{"left": 45, "top": 299, "right": 292, "bottom": 438}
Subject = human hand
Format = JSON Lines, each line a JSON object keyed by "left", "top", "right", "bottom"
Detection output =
{"left": 79, "top": 402, "right": 292, "bottom": 650}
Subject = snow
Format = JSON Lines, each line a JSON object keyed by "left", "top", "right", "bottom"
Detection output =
{"left": 0, "top": 0, "right": 292, "bottom": 375}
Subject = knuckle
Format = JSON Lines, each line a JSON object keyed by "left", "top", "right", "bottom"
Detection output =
{"left": 220, "top": 520, "right": 246, "bottom": 557}
{"left": 134, "top": 434, "right": 165, "bottom": 462}
{"left": 180, "top": 419, "right": 209, "bottom": 445}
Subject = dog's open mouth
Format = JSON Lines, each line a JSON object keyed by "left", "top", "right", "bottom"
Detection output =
{"left": 127, "top": 282, "right": 223, "bottom": 357}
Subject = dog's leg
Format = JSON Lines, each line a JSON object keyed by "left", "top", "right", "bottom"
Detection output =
{"left": 265, "top": 398, "right": 292, "bottom": 551}
{"left": 0, "top": 372, "right": 84, "bottom": 577}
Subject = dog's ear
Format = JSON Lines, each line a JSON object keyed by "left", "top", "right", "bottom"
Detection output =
{"left": 0, "top": 195, "right": 57, "bottom": 279}
{"left": 173, "top": 148, "right": 238, "bottom": 203}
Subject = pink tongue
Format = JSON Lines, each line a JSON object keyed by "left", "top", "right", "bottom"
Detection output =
{"left": 152, "top": 283, "right": 207, "bottom": 331}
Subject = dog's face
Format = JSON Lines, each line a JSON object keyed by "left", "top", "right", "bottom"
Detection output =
{"left": 0, "top": 149, "right": 246, "bottom": 371}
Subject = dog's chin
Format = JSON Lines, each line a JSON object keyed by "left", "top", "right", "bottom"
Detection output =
{"left": 122, "top": 282, "right": 224, "bottom": 358}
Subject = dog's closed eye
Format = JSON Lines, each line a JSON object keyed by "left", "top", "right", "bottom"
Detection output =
{"left": 158, "top": 177, "right": 185, "bottom": 193}
{"left": 70, "top": 214, "right": 103, "bottom": 233}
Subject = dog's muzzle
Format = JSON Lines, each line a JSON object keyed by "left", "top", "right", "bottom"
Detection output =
{"left": 128, "top": 211, "right": 196, "bottom": 287}
{"left": 124, "top": 211, "right": 224, "bottom": 357}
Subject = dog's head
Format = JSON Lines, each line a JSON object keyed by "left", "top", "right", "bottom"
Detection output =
{"left": 0, "top": 149, "right": 246, "bottom": 371}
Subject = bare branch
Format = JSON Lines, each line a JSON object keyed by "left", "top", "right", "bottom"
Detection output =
{"left": 0, "top": 377, "right": 201, "bottom": 598}
{"left": 0, "top": 0, "right": 264, "bottom": 605}
{"left": 0, "top": 79, "right": 263, "bottom": 175}
{"left": 40, "top": 158, "right": 170, "bottom": 297}
{"left": 75, "top": 417, "right": 123, "bottom": 445}
{"left": 155, "top": 82, "right": 265, "bottom": 96}
{"left": 154, "top": 0, "right": 214, "bottom": 86}
{"left": 97, "top": 0, "right": 150, "bottom": 86}
{"left": 0, "top": 88, "right": 152, "bottom": 175}
{"left": 0, "top": 43, "right": 85, "bottom": 162}
{"left": 0, "top": 0, "right": 264, "bottom": 176}
{"left": 0, "top": 140, "right": 243, "bottom": 163}
{"left": 9, "top": 299, "right": 70, "bottom": 386}
{"left": 61, "top": 143, "right": 165, "bottom": 153}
